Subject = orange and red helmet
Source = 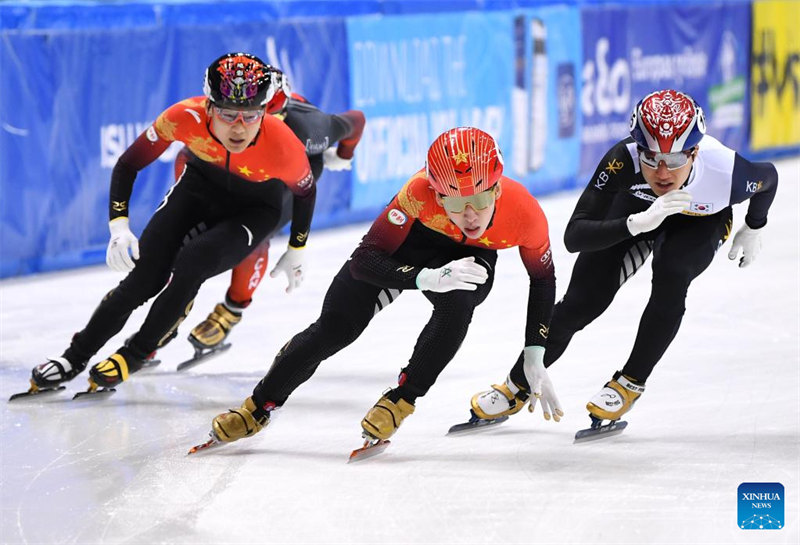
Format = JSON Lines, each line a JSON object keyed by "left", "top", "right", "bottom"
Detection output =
{"left": 426, "top": 127, "right": 504, "bottom": 197}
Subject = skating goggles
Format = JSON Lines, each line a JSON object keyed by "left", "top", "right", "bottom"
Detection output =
{"left": 212, "top": 106, "right": 265, "bottom": 125}
{"left": 637, "top": 147, "right": 694, "bottom": 170}
{"left": 439, "top": 187, "right": 497, "bottom": 213}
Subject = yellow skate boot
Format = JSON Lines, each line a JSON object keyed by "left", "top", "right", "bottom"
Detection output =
{"left": 586, "top": 371, "right": 645, "bottom": 421}
{"left": 189, "top": 303, "right": 241, "bottom": 350}
{"left": 211, "top": 396, "right": 270, "bottom": 443}
{"left": 470, "top": 376, "right": 531, "bottom": 420}
{"left": 361, "top": 394, "right": 415, "bottom": 441}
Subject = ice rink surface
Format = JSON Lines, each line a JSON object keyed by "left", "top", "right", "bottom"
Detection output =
{"left": 1, "top": 158, "right": 798, "bottom": 545}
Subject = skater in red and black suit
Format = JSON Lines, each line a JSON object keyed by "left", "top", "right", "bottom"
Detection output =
{"left": 194, "top": 127, "right": 563, "bottom": 452}
{"left": 179, "top": 74, "right": 365, "bottom": 360}
{"left": 23, "top": 53, "right": 314, "bottom": 397}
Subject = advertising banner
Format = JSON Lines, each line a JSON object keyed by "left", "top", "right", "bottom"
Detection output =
{"left": 750, "top": 0, "right": 800, "bottom": 150}
{"left": 579, "top": 3, "right": 751, "bottom": 178}
{"left": 346, "top": 12, "right": 515, "bottom": 211}
{"left": 511, "top": 5, "right": 582, "bottom": 195}
{"left": 0, "top": 19, "right": 348, "bottom": 277}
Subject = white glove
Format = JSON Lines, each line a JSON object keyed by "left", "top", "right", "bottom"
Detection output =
{"left": 415, "top": 256, "right": 488, "bottom": 293}
{"left": 626, "top": 190, "right": 693, "bottom": 236}
{"left": 323, "top": 147, "right": 353, "bottom": 171}
{"left": 728, "top": 224, "right": 762, "bottom": 268}
{"left": 522, "top": 346, "right": 563, "bottom": 422}
{"left": 270, "top": 245, "right": 305, "bottom": 293}
{"left": 106, "top": 217, "right": 139, "bottom": 272}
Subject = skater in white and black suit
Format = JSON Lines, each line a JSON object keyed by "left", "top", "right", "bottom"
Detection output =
{"left": 469, "top": 89, "right": 779, "bottom": 430}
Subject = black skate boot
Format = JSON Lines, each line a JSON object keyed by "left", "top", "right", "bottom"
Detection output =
{"left": 9, "top": 357, "right": 87, "bottom": 401}
{"left": 74, "top": 346, "right": 146, "bottom": 400}
{"left": 124, "top": 333, "right": 170, "bottom": 369}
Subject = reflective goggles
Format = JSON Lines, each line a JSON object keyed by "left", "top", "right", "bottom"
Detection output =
{"left": 213, "top": 106, "right": 265, "bottom": 125}
{"left": 439, "top": 187, "right": 497, "bottom": 213}
{"left": 637, "top": 147, "right": 694, "bottom": 170}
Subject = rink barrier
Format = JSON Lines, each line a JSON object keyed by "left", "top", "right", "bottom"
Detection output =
{"left": 0, "top": 0, "right": 797, "bottom": 277}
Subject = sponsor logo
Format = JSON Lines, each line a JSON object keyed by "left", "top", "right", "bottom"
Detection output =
{"left": 146, "top": 126, "right": 159, "bottom": 142}
{"left": 297, "top": 171, "right": 314, "bottom": 190}
{"left": 111, "top": 201, "right": 127, "bottom": 212}
{"left": 396, "top": 265, "right": 414, "bottom": 273}
{"left": 738, "top": 483, "right": 784, "bottom": 530}
{"left": 184, "top": 109, "right": 202, "bottom": 124}
{"left": 605, "top": 158, "right": 624, "bottom": 174}
{"left": 594, "top": 170, "right": 610, "bottom": 190}
{"left": 746, "top": 180, "right": 763, "bottom": 193}
{"left": 538, "top": 323, "right": 549, "bottom": 339}
{"left": 632, "top": 190, "right": 657, "bottom": 203}
{"left": 387, "top": 208, "right": 408, "bottom": 226}
{"left": 305, "top": 136, "right": 330, "bottom": 155}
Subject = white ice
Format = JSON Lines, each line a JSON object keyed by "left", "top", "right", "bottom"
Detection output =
{"left": 1, "top": 158, "right": 798, "bottom": 545}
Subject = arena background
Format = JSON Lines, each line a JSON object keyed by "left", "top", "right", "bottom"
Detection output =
{"left": 1, "top": 0, "right": 798, "bottom": 278}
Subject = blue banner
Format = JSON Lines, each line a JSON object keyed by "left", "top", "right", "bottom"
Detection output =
{"left": 0, "top": 19, "right": 348, "bottom": 277}
{"left": 579, "top": 3, "right": 751, "bottom": 178}
{"left": 346, "top": 12, "right": 515, "bottom": 211}
{"left": 511, "top": 5, "right": 582, "bottom": 195}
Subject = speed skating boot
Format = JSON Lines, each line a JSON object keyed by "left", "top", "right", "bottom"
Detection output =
{"left": 211, "top": 396, "right": 270, "bottom": 443}
{"left": 361, "top": 394, "right": 415, "bottom": 441}
{"left": 586, "top": 371, "right": 645, "bottom": 421}
{"left": 470, "top": 375, "right": 531, "bottom": 420}
{"left": 189, "top": 303, "right": 241, "bottom": 349}
{"left": 88, "top": 346, "right": 145, "bottom": 389}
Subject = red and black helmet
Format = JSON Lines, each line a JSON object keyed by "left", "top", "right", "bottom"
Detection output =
{"left": 629, "top": 89, "right": 706, "bottom": 152}
{"left": 425, "top": 127, "right": 504, "bottom": 197}
{"left": 203, "top": 52, "right": 281, "bottom": 110}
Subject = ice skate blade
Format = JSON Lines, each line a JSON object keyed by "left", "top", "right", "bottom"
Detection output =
{"left": 348, "top": 439, "right": 391, "bottom": 463}
{"left": 8, "top": 385, "right": 66, "bottom": 402}
{"left": 140, "top": 358, "right": 161, "bottom": 369}
{"left": 447, "top": 415, "right": 509, "bottom": 435}
{"left": 574, "top": 420, "right": 628, "bottom": 443}
{"left": 72, "top": 387, "right": 116, "bottom": 401}
{"left": 187, "top": 433, "right": 223, "bottom": 455}
{"left": 176, "top": 342, "right": 232, "bottom": 372}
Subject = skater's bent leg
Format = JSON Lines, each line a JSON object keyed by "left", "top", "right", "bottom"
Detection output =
{"left": 253, "top": 268, "right": 385, "bottom": 408}
{"left": 621, "top": 213, "right": 727, "bottom": 382}
{"left": 132, "top": 209, "right": 280, "bottom": 353}
{"left": 509, "top": 242, "right": 648, "bottom": 388}
{"left": 392, "top": 267, "right": 494, "bottom": 404}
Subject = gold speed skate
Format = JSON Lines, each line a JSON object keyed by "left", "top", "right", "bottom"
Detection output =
{"left": 188, "top": 397, "right": 270, "bottom": 455}
{"left": 349, "top": 395, "right": 415, "bottom": 462}
{"left": 178, "top": 303, "right": 240, "bottom": 371}
{"left": 575, "top": 372, "right": 644, "bottom": 443}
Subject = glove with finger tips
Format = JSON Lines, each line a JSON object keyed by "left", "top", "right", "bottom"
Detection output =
{"left": 106, "top": 218, "right": 140, "bottom": 273}
{"left": 728, "top": 224, "right": 762, "bottom": 268}
{"left": 270, "top": 246, "right": 305, "bottom": 293}
{"left": 415, "top": 256, "right": 488, "bottom": 293}
{"left": 522, "top": 346, "right": 564, "bottom": 422}
{"left": 627, "top": 190, "right": 693, "bottom": 236}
